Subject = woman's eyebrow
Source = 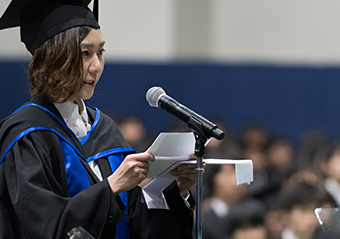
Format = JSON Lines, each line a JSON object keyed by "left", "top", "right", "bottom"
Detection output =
{"left": 81, "top": 41, "right": 106, "bottom": 48}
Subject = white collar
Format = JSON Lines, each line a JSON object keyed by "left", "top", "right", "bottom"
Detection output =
{"left": 53, "top": 99, "right": 91, "bottom": 140}
{"left": 210, "top": 197, "right": 229, "bottom": 218}
{"left": 281, "top": 229, "right": 300, "bottom": 239}
{"left": 53, "top": 99, "right": 102, "bottom": 180}
{"left": 54, "top": 99, "right": 89, "bottom": 126}
{"left": 324, "top": 177, "right": 340, "bottom": 206}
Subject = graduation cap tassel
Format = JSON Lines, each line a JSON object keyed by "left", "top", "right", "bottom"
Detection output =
{"left": 93, "top": 0, "right": 98, "bottom": 22}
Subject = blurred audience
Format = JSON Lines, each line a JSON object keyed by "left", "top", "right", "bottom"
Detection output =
{"left": 113, "top": 114, "right": 340, "bottom": 239}
{"left": 201, "top": 118, "right": 339, "bottom": 239}
{"left": 278, "top": 181, "right": 332, "bottom": 239}
{"left": 202, "top": 164, "right": 247, "bottom": 239}
{"left": 224, "top": 199, "right": 268, "bottom": 239}
{"left": 294, "top": 129, "right": 328, "bottom": 171}
{"left": 205, "top": 117, "right": 242, "bottom": 159}
{"left": 318, "top": 139, "right": 340, "bottom": 207}
{"left": 240, "top": 122, "right": 269, "bottom": 151}
{"left": 116, "top": 115, "right": 153, "bottom": 152}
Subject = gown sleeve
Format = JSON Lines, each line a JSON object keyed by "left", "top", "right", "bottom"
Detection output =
{"left": 128, "top": 180, "right": 195, "bottom": 239}
{"left": 1, "top": 130, "right": 125, "bottom": 239}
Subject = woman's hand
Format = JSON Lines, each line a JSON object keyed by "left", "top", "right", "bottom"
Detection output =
{"left": 170, "top": 163, "right": 198, "bottom": 197}
{"left": 108, "top": 152, "right": 155, "bottom": 195}
{"left": 138, "top": 178, "right": 154, "bottom": 188}
{"left": 170, "top": 154, "right": 205, "bottom": 197}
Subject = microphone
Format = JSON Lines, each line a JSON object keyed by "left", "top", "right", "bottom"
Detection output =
{"left": 146, "top": 86, "right": 225, "bottom": 140}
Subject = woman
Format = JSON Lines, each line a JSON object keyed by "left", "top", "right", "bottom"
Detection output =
{"left": 0, "top": 2, "right": 196, "bottom": 239}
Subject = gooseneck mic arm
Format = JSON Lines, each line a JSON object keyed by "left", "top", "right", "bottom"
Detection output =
{"left": 146, "top": 86, "right": 225, "bottom": 140}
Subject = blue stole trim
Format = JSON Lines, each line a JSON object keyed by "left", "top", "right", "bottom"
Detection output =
{"left": 12, "top": 103, "right": 78, "bottom": 139}
{"left": 86, "top": 147, "right": 134, "bottom": 163}
{"left": 12, "top": 103, "right": 102, "bottom": 146}
{"left": 1, "top": 103, "right": 134, "bottom": 238}
{"left": 0, "top": 126, "right": 91, "bottom": 197}
{"left": 80, "top": 107, "right": 100, "bottom": 145}
{"left": 60, "top": 139, "right": 92, "bottom": 197}
{"left": 0, "top": 124, "right": 134, "bottom": 199}
{"left": 0, "top": 126, "right": 84, "bottom": 165}
{"left": 108, "top": 154, "right": 130, "bottom": 239}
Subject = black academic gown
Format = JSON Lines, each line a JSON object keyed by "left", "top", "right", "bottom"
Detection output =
{"left": 0, "top": 97, "right": 194, "bottom": 239}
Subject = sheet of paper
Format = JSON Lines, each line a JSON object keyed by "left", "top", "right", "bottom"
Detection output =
{"left": 142, "top": 177, "right": 174, "bottom": 210}
{"left": 158, "top": 159, "right": 253, "bottom": 184}
{"left": 142, "top": 132, "right": 254, "bottom": 209}
{"left": 146, "top": 132, "right": 195, "bottom": 178}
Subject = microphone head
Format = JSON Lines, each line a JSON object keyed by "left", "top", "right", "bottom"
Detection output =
{"left": 146, "top": 86, "right": 166, "bottom": 107}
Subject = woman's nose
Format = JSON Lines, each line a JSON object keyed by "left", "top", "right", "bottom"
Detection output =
{"left": 89, "top": 55, "right": 102, "bottom": 73}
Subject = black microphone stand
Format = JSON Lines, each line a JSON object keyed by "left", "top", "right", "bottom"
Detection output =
{"left": 187, "top": 116, "right": 209, "bottom": 239}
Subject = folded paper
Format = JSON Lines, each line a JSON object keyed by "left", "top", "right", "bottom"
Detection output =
{"left": 142, "top": 132, "right": 253, "bottom": 209}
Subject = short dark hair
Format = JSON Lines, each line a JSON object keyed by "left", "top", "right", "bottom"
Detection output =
{"left": 322, "top": 138, "right": 340, "bottom": 163}
{"left": 224, "top": 199, "right": 267, "bottom": 237}
{"left": 28, "top": 26, "right": 93, "bottom": 102}
{"left": 279, "top": 182, "right": 330, "bottom": 211}
{"left": 203, "top": 164, "right": 226, "bottom": 199}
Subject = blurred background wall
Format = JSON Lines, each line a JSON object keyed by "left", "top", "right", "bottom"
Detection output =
{"left": 1, "top": 0, "right": 340, "bottom": 145}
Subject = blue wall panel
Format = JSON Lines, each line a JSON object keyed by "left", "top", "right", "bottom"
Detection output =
{"left": 2, "top": 60, "right": 340, "bottom": 144}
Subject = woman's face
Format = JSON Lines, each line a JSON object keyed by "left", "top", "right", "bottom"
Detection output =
{"left": 76, "top": 28, "right": 105, "bottom": 100}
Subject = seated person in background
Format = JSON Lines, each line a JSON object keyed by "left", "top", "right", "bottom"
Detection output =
{"left": 116, "top": 115, "right": 151, "bottom": 153}
{"left": 319, "top": 139, "right": 340, "bottom": 207}
{"left": 202, "top": 164, "right": 247, "bottom": 239}
{"left": 223, "top": 199, "right": 268, "bottom": 239}
{"left": 278, "top": 182, "right": 332, "bottom": 239}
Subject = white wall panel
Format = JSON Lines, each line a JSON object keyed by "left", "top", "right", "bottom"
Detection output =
{"left": 210, "top": 0, "right": 340, "bottom": 65}
{"left": 100, "top": 0, "right": 176, "bottom": 61}
{"left": 1, "top": 0, "right": 340, "bottom": 65}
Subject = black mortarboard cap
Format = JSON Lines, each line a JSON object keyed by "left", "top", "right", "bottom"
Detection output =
{"left": 0, "top": 0, "right": 100, "bottom": 55}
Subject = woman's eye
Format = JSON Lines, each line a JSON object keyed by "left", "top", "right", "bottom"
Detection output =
{"left": 81, "top": 50, "right": 89, "bottom": 56}
{"left": 98, "top": 49, "right": 106, "bottom": 55}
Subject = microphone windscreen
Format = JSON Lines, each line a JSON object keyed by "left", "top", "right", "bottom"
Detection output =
{"left": 146, "top": 86, "right": 165, "bottom": 107}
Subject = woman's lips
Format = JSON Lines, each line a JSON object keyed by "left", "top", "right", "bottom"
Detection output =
{"left": 84, "top": 80, "right": 95, "bottom": 87}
